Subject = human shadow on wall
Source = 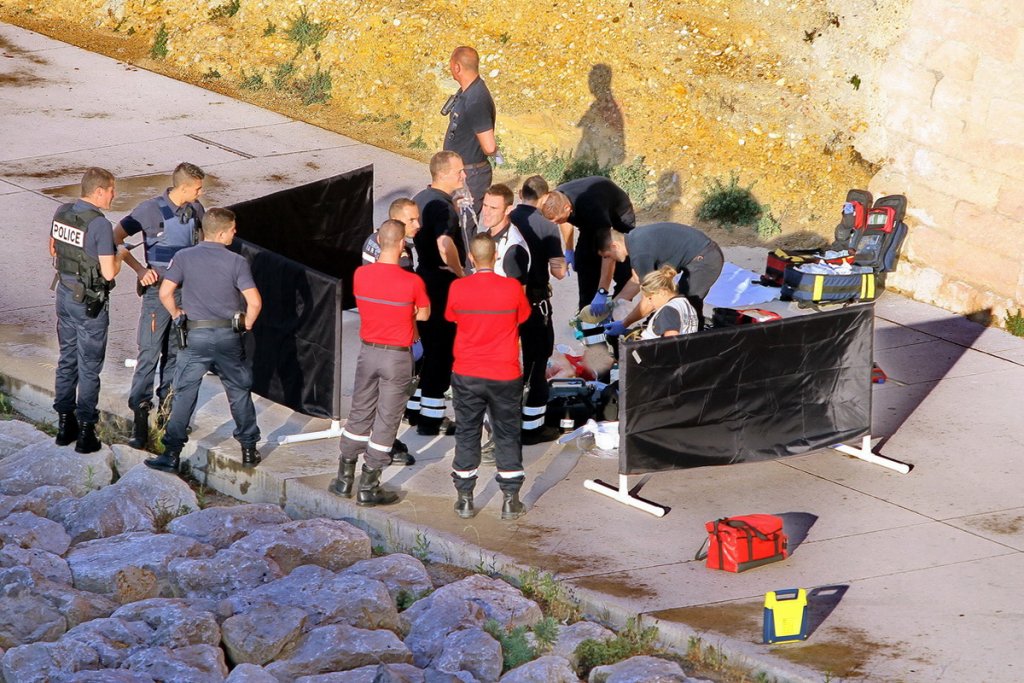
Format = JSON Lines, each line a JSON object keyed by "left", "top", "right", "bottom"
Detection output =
{"left": 575, "top": 64, "right": 626, "bottom": 169}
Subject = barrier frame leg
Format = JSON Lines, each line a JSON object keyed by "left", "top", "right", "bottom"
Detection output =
{"left": 832, "top": 434, "right": 911, "bottom": 474}
{"left": 584, "top": 474, "right": 667, "bottom": 517}
{"left": 278, "top": 419, "right": 344, "bottom": 445}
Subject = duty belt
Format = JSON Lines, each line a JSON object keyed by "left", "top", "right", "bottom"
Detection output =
{"left": 186, "top": 319, "right": 232, "bottom": 330}
{"left": 463, "top": 161, "right": 490, "bottom": 170}
{"left": 527, "top": 284, "right": 552, "bottom": 304}
{"left": 363, "top": 340, "right": 411, "bottom": 352}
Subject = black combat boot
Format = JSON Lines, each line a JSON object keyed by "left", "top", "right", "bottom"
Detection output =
{"left": 75, "top": 422, "right": 101, "bottom": 454}
{"left": 356, "top": 466, "right": 399, "bottom": 507}
{"left": 454, "top": 491, "right": 475, "bottom": 519}
{"left": 241, "top": 445, "right": 261, "bottom": 467}
{"left": 328, "top": 459, "right": 358, "bottom": 498}
{"left": 501, "top": 491, "right": 526, "bottom": 520}
{"left": 128, "top": 407, "right": 150, "bottom": 449}
{"left": 55, "top": 412, "right": 79, "bottom": 446}
{"left": 145, "top": 447, "right": 181, "bottom": 473}
{"left": 390, "top": 439, "right": 416, "bottom": 466}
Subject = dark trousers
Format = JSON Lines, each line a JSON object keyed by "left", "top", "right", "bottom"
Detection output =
{"left": 340, "top": 344, "right": 414, "bottom": 470}
{"left": 519, "top": 299, "right": 554, "bottom": 431}
{"left": 54, "top": 283, "right": 109, "bottom": 423}
{"left": 679, "top": 243, "right": 725, "bottom": 329}
{"left": 162, "top": 328, "right": 259, "bottom": 450}
{"left": 416, "top": 271, "right": 457, "bottom": 426}
{"left": 464, "top": 164, "right": 493, "bottom": 216}
{"left": 128, "top": 285, "right": 181, "bottom": 411}
{"left": 451, "top": 373, "right": 524, "bottom": 494}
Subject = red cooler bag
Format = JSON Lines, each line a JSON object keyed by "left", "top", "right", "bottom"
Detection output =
{"left": 697, "top": 515, "right": 788, "bottom": 572}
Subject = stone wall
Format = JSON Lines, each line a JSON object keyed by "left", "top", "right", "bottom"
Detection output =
{"left": 864, "top": 2, "right": 1024, "bottom": 321}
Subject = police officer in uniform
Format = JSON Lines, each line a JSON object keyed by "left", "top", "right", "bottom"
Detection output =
{"left": 539, "top": 176, "right": 636, "bottom": 314}
{"left": 443, "top": 46, "right": 501, "bottom": 215}
{"left": 509, "top": 176, "right": 567, "bottom": 444}
{"left": 114, "top": 162, "right": 206, "bottom": 448}
{"left": 49, "top": 167, "right": 123, "bottom": 453}
{"left": 144, "top": 208, "right": 262, "bottom": 473}
{"left": 411, "top": 151, "right": 467, "bottom": 435}
{"left": 446, "top": 234, "right": 531, "bottom": 520}
{"left": 330, "top": 220, "right": 429, "bottom": 506}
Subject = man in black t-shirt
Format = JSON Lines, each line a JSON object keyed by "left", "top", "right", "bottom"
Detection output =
{"left": 411, "top": 151, "right": 468, "bottom": 435}
{"left": 510, "top": 176, "right": 567, "bottom": 444}
{"left": 598, "top": 222, "right": 723, "bottom": 334}
{"left": 443, "top": 46, "right": 500, "bottom": 215}
{"left": 539, "top": 176, "right": 635, "bottom": 312}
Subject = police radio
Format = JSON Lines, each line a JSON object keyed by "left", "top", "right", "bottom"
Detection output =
{"left": 440, "top": 90, "right": 460, "bottom": 116}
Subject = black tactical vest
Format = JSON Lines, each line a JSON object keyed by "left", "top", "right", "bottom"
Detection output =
{"left": 51, "top": 203, "right": 103, "bottom": 284}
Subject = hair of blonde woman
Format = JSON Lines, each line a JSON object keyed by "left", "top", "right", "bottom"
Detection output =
{"left": 640, "top": 265, "right": 679, "bottom": 298}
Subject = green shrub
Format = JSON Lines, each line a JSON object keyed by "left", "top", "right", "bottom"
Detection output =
{"left": 697, "top": 173, "right": 762, "bottom": 228}
{"left": 756, "top": 204, "right": 783, "bottom": 240}
{"left": 510, "top": 149, "right": 649, "bottom": 207}
{"left": 298, "top": 66, "right": 332, "bottom": 105}
{"left": 1005, "top": 310, "right": 1024, "bottom": 337}
{"left": 286, "top": 7, "right": 329, "bottom": 53}
{"left": 575, "top": 618, "right": 659, "bottom": 677}
{"left": 150, "top": 24, "right": 169, "bottom": 60}
{"left": 610, "top": 156, "right": 651, "bottom": 207}
{"left": 272, "top": 61, "right": 295, "bottom": 91}
{"left": 484, "top": 619, "right": 535, "bottom": 672}
{"left": 239, "top": 71, "right": 265, "bottom": 91}
{"left": 208, "top": 0, "right": 240, "bottom": 20}
{"left": 262, "top": 21, "right": 276, "bottom": 36}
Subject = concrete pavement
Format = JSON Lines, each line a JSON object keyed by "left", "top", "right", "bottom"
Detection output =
{"left": 3, "top": 22, "right": 1024, "bottom": 682}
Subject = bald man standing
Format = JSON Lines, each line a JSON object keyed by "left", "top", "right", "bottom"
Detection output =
{"left": 444, "top": 46, "right": 499, "bottom": 214}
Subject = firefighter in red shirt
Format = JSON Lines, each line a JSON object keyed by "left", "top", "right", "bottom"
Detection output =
{"left": 329, "top": 220, "right": 430, "bottom": 506}
{"left": 445, "top": 233, "right": 532, "bottom": 520}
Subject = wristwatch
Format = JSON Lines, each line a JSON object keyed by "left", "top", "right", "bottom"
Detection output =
{"left": 597, "top": 288, "right": 609, "bottom": 296}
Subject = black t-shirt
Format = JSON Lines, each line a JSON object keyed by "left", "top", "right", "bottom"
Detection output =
{"left": 413, "top": 186, "right": 465, "bottom": 274}
{"left": 510, "top": 204, "right": 562, "bottom": 290}
{"left": 492, "top": 224, "right": 530, "bottom": 285}
{"left": 557, "top": 176, "right": 636, "bottom": 239}
{"left": 444, "top": 77, "right": 495, "bottom": 165}
{"left": 626, "top": 222, "right": 712, "bottom": 279}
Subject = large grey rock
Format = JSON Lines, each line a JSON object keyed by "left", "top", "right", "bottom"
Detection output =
{"left": 167, "top": 504, "right": 292, "bottom": 549}
{"left": 296, "top": 663, "right": 427, "bottom": 682}
{"left": 121, "top": 643, "right": 228, "bottom": 682}
{"left": 51, "top": 465, "right": 199, "bottom": 543}
{"left": 0, "top": 638, "right": 101, "bottom": 683}
{"left": 587, "top": 655, "right": 688, "bottom": 683}
{"left": 403, "top": 593, "right": 488, "bottom": 668}
{"left": 224, "top": 564, "right": 401, "bottom": 631}
{"left": 169, "top": 548, "right": 283, "bottom": 600}
{"left": 0, "top": 566, "right": 118, "bottom": 647}
{"left": 423, "top": 669, "right": 479, "bottom": 682}
{"left": 0, "top": 419, "right": 50, "bottom": 459}
{"left": 0, "top": 511, "right": 72, "bottom": 555}
{"left": 111, "top": 443, "right": 151, "bottom": 477}
{"left": 265, "top": 624, "right": 412, "bottom": 681}
{"left": 67, "top": 531, "right": 213, "bottom": 601}
{"left": 0, "top": 545, "right": 72, "bottom": 584}
{"left": 221, "top": 604, "right": 307, "bottom": 665}
{"left": 226, "top": 662, "right": 279, "bottom": 682}
{"left": 61, "top": 617, "right": 154, "bottom": 668}
{"left": 229, "top": 517, "right": 371, "bottom": 573}
{"left": 543, "top": 621, "right": 615, "bottom": 668}
{"left": 65, "top": 670, "right": 158, "bottom": 682}
{"left": 0, "top": 485, "right": 76, "bottom": 518}
{"left": 342, "top": 553, "right": 433, "bottom": 604}
{"left": 111, "top": 598, "right": 221, "bottom": 649}
{"left": 403, "top": 575, "right": 541, "bottom": 632}
{"left": 434, "top": 628, "right": 502, "bottom": 683}
{"left": 500, "top": 655, "right": 579, "bottom": 683}
{"left": 0, "top": 441, "right": 112, "bottom": 496}
{"left": 65, "top": 671, "right": 158, "bottom": 682}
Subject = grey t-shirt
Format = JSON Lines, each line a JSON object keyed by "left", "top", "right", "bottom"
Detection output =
{"left": 120, "top": 190, "right": 205, "bottom": 271}
{"left": 626, "top": 223, "right": 712, "bottom": 278}
{"left": 164, "top": 241, "right": 256, "bottom": 320}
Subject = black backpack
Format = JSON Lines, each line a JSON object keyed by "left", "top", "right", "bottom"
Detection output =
{"left": 849, "top": 194, "right": 909, "bottom": 274}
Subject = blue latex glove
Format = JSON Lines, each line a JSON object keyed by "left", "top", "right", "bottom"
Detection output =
{"left": 603, "top": 320, "right": 629, "bottom": 337}
{"left": 589, "top": 289, "right": 610, "bottom": 317}
{"left": 412, "top": 339, "right": 424, "bottom": 361}
{"left": 564, "top": 249, "right": 575, "bottom": 273}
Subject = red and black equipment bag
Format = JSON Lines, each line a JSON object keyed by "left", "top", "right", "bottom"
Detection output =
{"left": 697, "top": 515, "right": 789, "bottom": 573}
{"left": 762, "top": 249, "right": 856, "bottom": 287}
{"left": 832, "top": 188, "right": 874, "bottom": 249}
{"left": 850, "top": 194, "right": 909, "bottom": 274}
{"left": 712, "top": 307, "right": 782, "bottom": 327}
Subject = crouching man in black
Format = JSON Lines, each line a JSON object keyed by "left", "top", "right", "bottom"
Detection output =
{"left": 144, "top": 208, "right": 262, "bottom": 474}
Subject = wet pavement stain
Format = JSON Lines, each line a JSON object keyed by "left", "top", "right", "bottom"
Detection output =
{"left": 41, "top": 172, "right": 221, "bottom": 211}
{"left": 650, "top": 602, "right": 761, "bottom": 639}
{"left": 967, "top": 513, "right": 1024, "bottom": 536}
{"left": 571, "top": 572, "right": 659, "bottom": 601}
{"left": 0, "top": 70, "right": 42, "bottom": 86}
{"left": 772, "top": 626, "right": 907, "bottom": 679}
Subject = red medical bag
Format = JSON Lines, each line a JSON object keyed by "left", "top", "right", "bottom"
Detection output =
{"left": 698, "top": 515, "right": 789, "bottom": 572}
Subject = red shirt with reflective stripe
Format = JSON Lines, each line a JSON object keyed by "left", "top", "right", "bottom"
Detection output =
{"left": 446, "top": 271, "right": 531, "bottom": 380}
{"left": 354, "top": 262, "right": 429, "bottom": 346}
